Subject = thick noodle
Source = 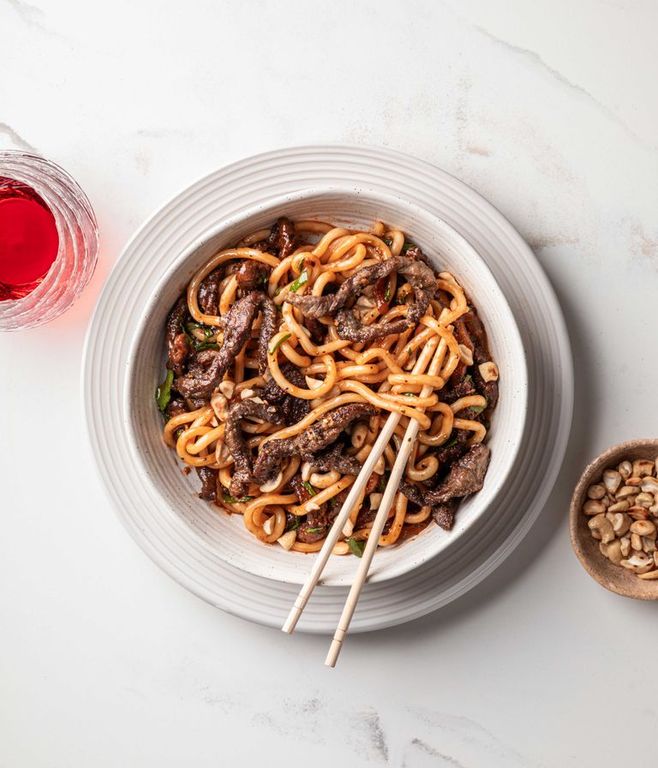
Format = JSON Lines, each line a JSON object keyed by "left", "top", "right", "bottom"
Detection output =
{"left": 160, "top": 219, "right": 497, "bottom": 553}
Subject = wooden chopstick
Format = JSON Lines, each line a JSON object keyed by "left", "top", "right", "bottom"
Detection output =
{"left": 281, "top": 410, "right": 401, "bottom": 634}
{"left": 324, "top": 412, "right": 423, "bottom": 666}
{"left": 325, "top": 341, "right": 446, "bottom": 667}
{"left": 282, "top": 334, "right": 444, "bottom": 642}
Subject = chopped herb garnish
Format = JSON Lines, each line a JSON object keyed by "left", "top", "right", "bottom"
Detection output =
{"left": 384, "top": 283, "right": 392, "bottom": 302}
{"left": 155, "top": 369, "right": 174, "bottom": 412}
{"left": 269, "top": 333, "right": 291, "bottom": 355}
{"left": 274, "top": 286, "right": 282, "bottom": 297}
{"left": 302, "top": 481, "right": 317, "bottom": 496}
{"left": 377, "top": 473, "right": 389, "bottom": 493}
{"left": 194, "top": 341, "right": 220, "bottom": 352}
{"left": 382, "top": 236, "right": 393, "bottom": 247}
{"left": 223, "top": 493, "right": 253, "bottom": 504}
{"left": 286, "top": 516, "right": 301, "bottom": 532}
{"left": 403, "top": 392, "right": 415, "bottom": 398}
{"left": 443, "top": 436, "right": 459, "bottom": 448}
{"left": 185, "top": 321, "right": 215, "bottom": 339}
{"left": 347, "top": 537, "right": 366, "bottom": 557}
{"left": 305, "top": 527, "right": 325, "bottom": 534}
{"left": 289, "top": 269, "right": 309, "bottom": 293}
{"left": 470, "top": 405, "right": 485, "bottom": 415}
{"left": 401, "top": 240, "right": 415, "bottom": 253}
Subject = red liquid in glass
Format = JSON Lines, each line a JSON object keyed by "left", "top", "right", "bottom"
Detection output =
{"left": 0, "top": 176, "right": 59, "bottom": 301}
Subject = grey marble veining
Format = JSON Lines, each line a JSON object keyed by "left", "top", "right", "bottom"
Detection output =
{"left": 1, "top": 1, "right": 657, "bottom": 766}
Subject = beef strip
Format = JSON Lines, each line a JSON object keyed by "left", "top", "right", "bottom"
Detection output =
{"left": 165, "top": 297, "right": 191, "bottom": 376}
{"left": 252, "top": 403, "right": 375, "bottom": 483}
{"left": 196, "top": 467, "right": 218, "bottom": 501}
{"left": 261, "top": 361, "right": 310, "bottom": 426}
{"left": 454, "top": 310, "right": 499, "bottom": 416}
{"left": 286, "top": 256, "right": 401, "bottom": 318}
{"left": 289, "top": 475, "right": 313, "bottom": 504}
{"left": 256, "top": 294, "right": 277, "bottom": 374}
{"left": 433, "top": 430, "right": 471, "bottom": 472}
{"left": 197, "top": 269, "right": 222, "bottom": 315}
{"left": 431, "top": 500, "right": 458, "bottom": 531}
{"left": 309, "top": 441, "right": 362, "bottom": 476}
{"left": 296, "top": 488, "right": 348, "bottom": 544}
{"left": 400, "top": 444, "right": 490, "bottom": 530}
{"left": 266, "top": 217, "right": 296, "bottom": 259}
{"left": 169, "top": 333, "right": 190, "bottom": 376}
{"left": 441, "top": 375, "right": 477, "bottom": 405}
{"left": 305, "top": 316, "right": 326, "bottom": 344}
{"left": 174, "top": 291, "right": 276, "bottom": 400}
{"left": 165, "top": 397, "right": 187, "bottom": 419}
{"left": 224, "top": 399, "right": 285, "bottom": 497}
{"left": 403, "top": 244, "right": 432, "bottom": 267}
{"left": 430, "top": 443, "right": 491, "bottom": 503}
{"left": 235, "top": 260, "right": 270, "bottom": 290}
{"left": 287, "top": 253, "right": 437, "bottom": 343}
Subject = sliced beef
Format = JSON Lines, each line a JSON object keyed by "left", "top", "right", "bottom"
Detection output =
{"left": 399, "top": 444, "right": 490, "bottom": 530}
{"left": 169, "top": 333, "right": 190, "bottom": 377}
{"left": 256, "top": 295, "right": 277, "bottom": 374}
{"left": 266, "top": 217, "right": 296, "bottom": 260}
{"left": 454, "top": 310, "right": 499, "bottom": 417}
{"left": 174, "top": 292, "right": 276, "bottom": 400}
{"left": 430, "top": 443, "right": 490, "bottom": 503}
{"left": 261, "top": 361, "right": 310, "bottom": 426}
{"left": 165, "top": 397, "right": 187, "bottom": 419}
{"left": 310, "top": 441, "right": 362, "bottom": 476}
{"left": 334, "top": 310, "right": 411, "bottom": 344}
{"left": 300, "top": 403, "right": 376, "bottom": 458}
{"left": 300, "top": 255, "right": 437, "bottom": 344}
{"left": 305, "top": 316, "right": 326, "bottom": 344}
{"left": 296, "top": 489, "right": 346, "bottom": 544}
{"left": 235, "top": 260, "right": 270, "bottom": 290}
{"left": 224, "top": 400, "right": 285, "bottom": 497}
{"left": 197, "top": 269, "right": 222, "bottom": 315}
{"left": 286, "top": 255, "right": 401, "bottom": 318}
{"left": 433, "top": 430, "right": 470, "bottom": 470}
{"left": 441, "top": 375, "right": 477, "bottom": 405}
{"left": 431, "top": 500, "right": 458, "bottom": 531}
{"left": 252, "top": 403, "right": 375, "bottom": 483}
{"left": 296, "top": 521, "right": 329, "bottom": 544}
{"left": 289, "top": 475, "right": 313, "bottom": 504}
{"left": 165, "top": 297, "right": 191, "bottom": 376}
{"left": 403, "top": 244, "right": 432, "bottom": 267}
{"left": 196, "top": 467, "right": 218, "bottom": 501}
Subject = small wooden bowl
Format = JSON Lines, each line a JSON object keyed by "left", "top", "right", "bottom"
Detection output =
{"left": 570, "top": 439, "right": 658, "bottom": 599}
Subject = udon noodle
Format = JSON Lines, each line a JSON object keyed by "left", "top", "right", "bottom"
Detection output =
{"left": 157, "top": 218, "right": 499, "bottom": 555}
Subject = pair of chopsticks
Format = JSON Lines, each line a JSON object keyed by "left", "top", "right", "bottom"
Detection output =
{"left": 282, "top": 336, "right": 445, "bottom": 666}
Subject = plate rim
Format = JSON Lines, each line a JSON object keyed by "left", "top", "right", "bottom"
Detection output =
{"left": 120, "top": 182, "right": 529, "bottom": 586}
{"left": 82, "top": 144, "right": 574, "bottom": 633}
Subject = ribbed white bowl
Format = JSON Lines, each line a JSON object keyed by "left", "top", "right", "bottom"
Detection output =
{"left": 125, "top": 187, "right": 527, "bottom": 586}
{"left": 83, "top": 146, "right": 573, "bottom": 633}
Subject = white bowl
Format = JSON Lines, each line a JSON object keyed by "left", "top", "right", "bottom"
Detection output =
{"left": 125, "top": 187, "right": 527, "bottom": 586}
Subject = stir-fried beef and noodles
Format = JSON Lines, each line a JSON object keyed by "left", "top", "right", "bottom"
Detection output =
{"left": 156, "top": 218, "right": 499, "bottom": 555}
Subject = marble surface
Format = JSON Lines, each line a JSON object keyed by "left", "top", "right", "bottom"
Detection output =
{"left": 1, "top": 1, "right": 657, "bottom": 766}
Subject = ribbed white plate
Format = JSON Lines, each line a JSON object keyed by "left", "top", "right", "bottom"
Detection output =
{"left": 83, "top": 145, "right": 573, "bottom": 634}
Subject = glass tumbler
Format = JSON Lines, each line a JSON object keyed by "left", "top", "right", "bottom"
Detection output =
{"left": 0, "top": 151, "right": 99, "bottom": 331}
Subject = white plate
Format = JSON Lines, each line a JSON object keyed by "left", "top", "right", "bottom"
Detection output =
{"left": 83, "top": 145, "right": 573, "bottom": 633}
{"left": 125, "top": 187, "right": 527, "bottom": 586}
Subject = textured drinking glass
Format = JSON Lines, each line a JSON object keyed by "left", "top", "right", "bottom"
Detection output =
{"left": 0, "top": 151, "right": 98, "bottom": 330}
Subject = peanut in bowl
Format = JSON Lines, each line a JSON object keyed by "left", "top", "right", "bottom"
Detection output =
{"left": 570, "top": 439, "right": 658, "bottom": 600}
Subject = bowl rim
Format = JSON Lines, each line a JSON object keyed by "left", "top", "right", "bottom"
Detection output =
{"left": 122, "top": 183, "right": 529, "bottom": 585}
{"left": 569, "top": 437, "right": 658, "bottom": 600}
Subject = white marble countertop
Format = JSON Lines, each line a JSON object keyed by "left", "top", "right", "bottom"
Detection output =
{"left": 2, "top": 1, "right": 657, "bottom": 765}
